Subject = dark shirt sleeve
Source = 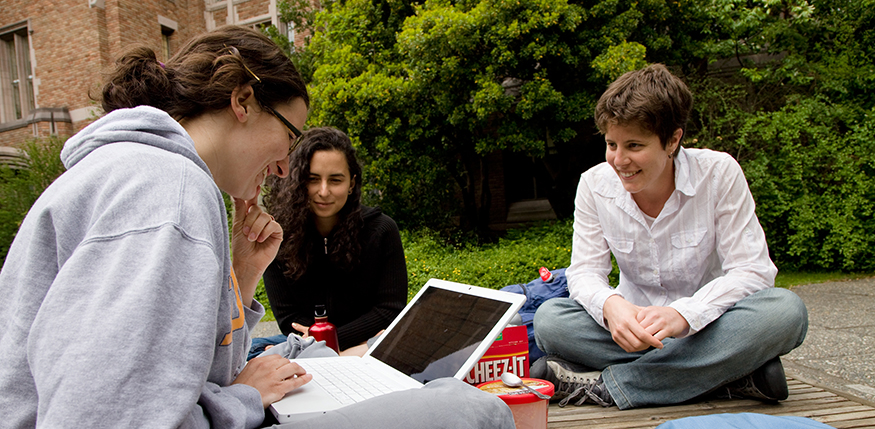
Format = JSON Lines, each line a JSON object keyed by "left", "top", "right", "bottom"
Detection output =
{"left": 335, "top": 215, "right": 408, "bottom": 349}
{"left": 263, "top": 259, "right": 310, "bottom": 336}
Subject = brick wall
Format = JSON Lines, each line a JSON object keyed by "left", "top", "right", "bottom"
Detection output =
{"left": 0, "top": 127, "right": 34, "bottom": 148}
{"left": 235, "top": 0, "right": 272, "bottom": 23}
{"left": 2, "top": 0, "right": 312, "bottom": 148}
{"left": 0, "top": 0, "right": 206, "bottom": 147}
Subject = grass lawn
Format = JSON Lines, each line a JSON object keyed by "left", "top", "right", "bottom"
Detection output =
{"left": 775, "top": 271, "right": 875, "bottom": 288}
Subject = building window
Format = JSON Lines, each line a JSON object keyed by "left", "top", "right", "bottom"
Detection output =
{"left": 251, "top": 20, "right": 272, "bottom": 31}
{"left": 161, "top": 26, "right": 174, "bottom": 61}
{"left": 284, "top": 21, "right": 295, "bottom": 45}
{"left": 0, "top": 26, "right": 35, "bottom": 123}
{"left": 158, "top": 15, "right": 178, "bottom": 62}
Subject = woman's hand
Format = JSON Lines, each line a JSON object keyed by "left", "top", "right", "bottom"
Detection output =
{"left": 636, "top": 306, "right": 690, "bottom": 342}
{"left": 233, "top": 354, "right": 312, "bottom": 408}
{"left": 603, "top": 295, "right": 664, "bottom": 352}
{"left": 266, "top": 323, "right": 309, "bottom": 352}
{"left": 291, "top": 323, "right": 310, "bottom": 338}
{"left": 231, "top": 197, "right": 282, "bottom": 307}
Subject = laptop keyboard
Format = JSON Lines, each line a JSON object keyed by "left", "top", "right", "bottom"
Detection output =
{"left": 299, "top": 359, "right": 398, "bottom": 405}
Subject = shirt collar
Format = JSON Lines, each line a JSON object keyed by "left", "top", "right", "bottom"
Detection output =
{"left": 674, "top": 146, "right": 696, "bottom": 197}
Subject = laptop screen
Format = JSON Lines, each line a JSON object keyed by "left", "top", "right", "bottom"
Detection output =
{"left": 368, "top": 286, "right": 512, "bottom": 384}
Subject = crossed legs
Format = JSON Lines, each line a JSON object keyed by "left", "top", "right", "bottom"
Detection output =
{"left": 534, "top": 288, "right": 808, "bottom": 409}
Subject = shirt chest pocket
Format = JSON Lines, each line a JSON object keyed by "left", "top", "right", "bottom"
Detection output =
{"left": 670, "top": 227, "right": 710, "bottom": 282}
{"left": 604, "top": 236, "right": 636, "bottom": 278}
{"left": 671, "top": 228, "right": 708, "bottom": 248}
{"left": 605, "top": 236, "right": 634, "bottom": 254}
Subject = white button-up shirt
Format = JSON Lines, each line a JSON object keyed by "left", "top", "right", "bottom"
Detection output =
{"left": 566, "top": 147, "right": 777, "bottom": 336}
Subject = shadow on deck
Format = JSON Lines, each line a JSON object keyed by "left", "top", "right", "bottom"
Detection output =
{"left": 548, "top": 377, "right": 875, "bottom": 428}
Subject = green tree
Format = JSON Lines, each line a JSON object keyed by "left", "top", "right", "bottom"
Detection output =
{"left": 263, "top": 0, "right": 875, "bottom": 271}
{"left": 0, "top": 137, "right": 67, "bottom": 264}
{"left": 685, "top": 0, "right": 875, "bottom": 271}
{"left": 736, "top": 100, "right": 875, "bottom": 271}
{"left": 302, "top": 0, "right": 687, "bottom": 230}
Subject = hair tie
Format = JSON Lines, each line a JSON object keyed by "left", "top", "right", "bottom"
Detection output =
{"left": 158, "top": 61, "right": 166, "bottom": 69}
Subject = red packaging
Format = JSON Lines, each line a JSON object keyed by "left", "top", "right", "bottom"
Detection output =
{"left": 539, "top": 266, "right": 554, "bottom": 282}
{"left": 478, "top": 378, "right": 554, "bottom": 429}
{"left": 465, "top": 325, "right": 529, "bottom": 385}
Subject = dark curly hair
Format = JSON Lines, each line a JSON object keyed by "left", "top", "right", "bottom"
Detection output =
{"left": 97, "top": 25, "right": 308, "bottom": 120}
{"left": 264, "top": 127, "right": 364, "bottom": 280}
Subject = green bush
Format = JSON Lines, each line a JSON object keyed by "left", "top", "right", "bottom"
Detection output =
{"left": 401, "top": 219, "right": 619, "bottom": 299}
{"left": 736, "top": 100, "right": 875, "bottom": 271}
{"left": 254, "top": 278, "right": 273, "bottom": 321}
{"left": 689, "top": 89, "right": 875, "bottom": 272}
{"left": 0, "top": 137, "right": 67, "bottom": 265}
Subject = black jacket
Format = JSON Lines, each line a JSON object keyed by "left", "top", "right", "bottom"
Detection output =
{"left": 263, "top": 206, "right": 408, "bottom": 350}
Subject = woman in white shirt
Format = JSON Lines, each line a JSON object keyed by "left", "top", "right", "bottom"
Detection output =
{"left": 531, "top": 64, "right": 808, "bottom": 410}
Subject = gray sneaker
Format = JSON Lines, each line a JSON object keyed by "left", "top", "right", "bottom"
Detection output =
{"left": 530, "top": 356, "right": 614, "bottom": 407}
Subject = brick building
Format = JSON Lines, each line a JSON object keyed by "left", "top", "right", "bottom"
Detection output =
{"left": 0, "top": 0, "right": 299, "bottom": 149}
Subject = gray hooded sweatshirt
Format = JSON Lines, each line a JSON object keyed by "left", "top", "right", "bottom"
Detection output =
{"left": 0, "top": 106, "right": 265, "bottom": 428}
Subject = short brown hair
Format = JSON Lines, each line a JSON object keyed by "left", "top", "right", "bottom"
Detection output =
{"left": 594, "top": 64, "right": 692, "bottom": 152}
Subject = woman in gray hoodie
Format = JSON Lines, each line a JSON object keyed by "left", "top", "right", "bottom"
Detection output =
{"left": 0, "top": 26, "right": 513, "bottom": 429}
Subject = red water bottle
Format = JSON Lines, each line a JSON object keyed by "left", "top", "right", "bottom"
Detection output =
{"left": 309, "top": 305, "right": 339, "bottom": 353}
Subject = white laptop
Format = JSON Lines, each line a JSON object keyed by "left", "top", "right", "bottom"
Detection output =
{"left": 269, "top": 278, "right": 526, "bottom": 423}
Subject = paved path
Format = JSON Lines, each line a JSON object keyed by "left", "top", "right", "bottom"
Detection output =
{"left": 784, "top": 278, "right": 875, "bottom": 406}
{"left": 252, "top": 317, "right": 281, "bottom": 338}
{"left": 253, "top": 278, "right": 875, "bottom": 406}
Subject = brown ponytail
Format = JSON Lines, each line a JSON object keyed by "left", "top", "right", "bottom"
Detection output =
{"left": 99, "top": 46, "right": 176, "bottom": 114}
{"left": 97, "top": 25, "right": 308, "bottom": 120}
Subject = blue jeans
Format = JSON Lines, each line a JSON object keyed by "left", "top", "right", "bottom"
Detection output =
{"left": 249, "top": 334, "right": 288, "bottom": 361}
{"left": 533, "top": 287, "right": 808, "bottom": 409}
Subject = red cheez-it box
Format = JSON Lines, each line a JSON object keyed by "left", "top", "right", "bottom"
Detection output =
{"left": 465, "top": 325, "right": 529, "bottom": 385}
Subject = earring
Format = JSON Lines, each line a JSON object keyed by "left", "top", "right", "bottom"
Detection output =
{"left": 348, "top": 189, "right": 353, "bottom": 195}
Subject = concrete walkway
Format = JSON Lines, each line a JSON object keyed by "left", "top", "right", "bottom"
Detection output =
{"left": 784, "top": 278, "right": 875, "bottom": 406}
{"left": 252, "top": 316, "right": 282, "bottom": 339}
{"left": 253, "top": 278, "right": 875, "bottom": 406}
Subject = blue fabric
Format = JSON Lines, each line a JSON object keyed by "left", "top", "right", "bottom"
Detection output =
{"left": 248, "top": 334, "right": 287, "bottom": 360}
{"left": 501, "top": 268, "right": 569, "bottom": 362}
{"left": 657, "top": 413, "right": 835, "bottom": 429}
{"left": 534, "top": 288, "right": 808, "bottom": 409}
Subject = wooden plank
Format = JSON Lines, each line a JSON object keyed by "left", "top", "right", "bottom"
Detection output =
{"left": 783, "top": 391, "right": 841, "bottom": 401}
{"left": 816, "top": 410, "right": 875, "bottom": 423}
{"left": 549, "top": 395, "right": 849, "bottom": 421}
{"left": 549, "top": 400, "right": 854, "bottom": 428}
{"left": 774, "top": 405, "right": 875, "bottom": 418}
{"left": 829, "top": 418, "right": 875, "bottom": 429}
{"left": 546, "top": 377, "right": 875, "bottom": 429}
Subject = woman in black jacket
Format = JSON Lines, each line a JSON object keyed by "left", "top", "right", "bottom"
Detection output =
{"left": 251, "top": 127, "right": 407, "bottom": 357}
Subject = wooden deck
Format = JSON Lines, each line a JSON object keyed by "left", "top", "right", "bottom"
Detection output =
{"left": 547, "top": 377, "right": 875, "bottom": 428}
